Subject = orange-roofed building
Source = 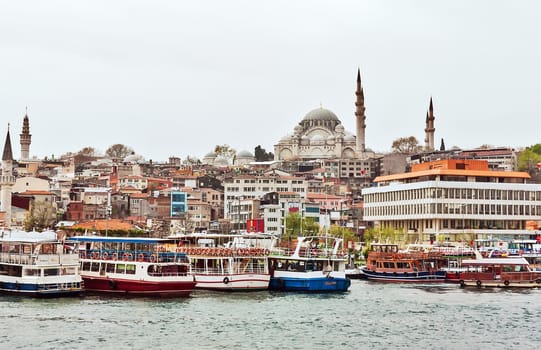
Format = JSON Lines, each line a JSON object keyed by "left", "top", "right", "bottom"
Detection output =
{"left": 69, "top": 219, "right": 137, "bottom": 233}
{"left": 362, "top": 159, "right": 541, "bottom": 243}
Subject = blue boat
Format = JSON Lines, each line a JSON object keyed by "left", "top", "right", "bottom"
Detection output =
{"left": 268, "top": 236, "right": 351, "bottom": 292}
{"left": 360, "top": 243, "right": 447, "bottom": 282}
{"left": 0, "top": 229, "right": 83, "bottom": 297}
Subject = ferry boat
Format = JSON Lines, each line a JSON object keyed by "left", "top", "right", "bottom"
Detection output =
{"left": 507, "top": 239, "right": 541, "bottom": 270}
{"left": 68, "top": 236, "right": 196, "bottom": 297}
{"left": 172, "top": 233, "right": 273, "bottom": 291}
{"left": 458, "top": 255, "right": 541, "bottom": 288}
{"left": 0, "top": 229, "right": 83, "bottom": 297}
{"left": 360, "top": 243, "right": 447, "bottom": 282}
{"left": 268, "top": 236, "right": 351, "bottom": 292}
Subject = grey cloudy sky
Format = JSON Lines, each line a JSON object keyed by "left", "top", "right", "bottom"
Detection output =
{"left": 1, "top": 1, "right": 540, "bottom": 162}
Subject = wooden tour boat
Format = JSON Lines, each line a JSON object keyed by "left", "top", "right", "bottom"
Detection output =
{"left": 361, "top": 243, "right": 447, "bottom": 282}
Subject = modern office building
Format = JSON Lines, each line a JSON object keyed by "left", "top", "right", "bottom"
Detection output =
{"left": 362, "top": 159, "right": 541, "bottom": 242}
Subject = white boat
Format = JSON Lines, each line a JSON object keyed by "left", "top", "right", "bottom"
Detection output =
{"left": 0, "top": 229, "right": 83, "bottom": 297}
{"left": 68, "top": 236, "right": 196, "bottom": 297}
{"left": 268, "top": 236, "right": 351, "bottom": 292}
{"left": 172, "top": 233, "right": 275, "bottom": 291}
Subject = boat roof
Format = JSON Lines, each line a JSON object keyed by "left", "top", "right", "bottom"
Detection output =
{"left": 170, "top": 232, "right": 277, "bottom": 239}
{"left": 461, "top": 257, "right": 530, "bottom": 265}
{"left": 68, "top": 236, "right": 174, "bottom": 244}
{"left": 0, "top": 230, "right": 58, "bottom": 243}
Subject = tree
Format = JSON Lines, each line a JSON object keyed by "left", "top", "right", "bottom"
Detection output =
{"left": 214, "top": 144, "right": 237, "bottom": 164}
{"left": 76, "top": 146, "right": 98, "bottom": 157}
{"left": 105, "top": 144, "right": 134, "bottom": 159}
{"left": 391, "top": 136, "right": 422, "bottom": 153}
{"left": 517, "top": 144, "right": 541, "bottom": 172}
{"left": 23, "top": 201, "right": 57, "bottom": 232}
{"left": 254, "top": 145, "right": 274, "bottom": 161}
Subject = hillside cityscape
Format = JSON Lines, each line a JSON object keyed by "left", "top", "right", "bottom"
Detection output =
{"left": 1, "top": 70, "right": 540, "bottom": 241}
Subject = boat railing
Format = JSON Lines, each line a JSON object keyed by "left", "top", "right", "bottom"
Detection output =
{"left": 176, "top": 246, "right": 270, "bottom": 257}
{"left": 270, "top": 247, "right": 346, "bottom": 259}
{"left": 192, "top": 266, "right": 268, "bottom": 275}
{"left": 0, "top": 252, "right": 79, "bottom": 265}
{"left": 81, "top": 250, "right": 189, "bottom": 264}
{"left": 461, "top": 271, "right": 540, "bottom": 281}
{"left": 369, "top": 251, "right": 443, "bottom": 260}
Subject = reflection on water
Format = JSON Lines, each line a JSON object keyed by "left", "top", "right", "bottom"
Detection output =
{"left": 1, "top": 280, "right": 540, "bottom": 349}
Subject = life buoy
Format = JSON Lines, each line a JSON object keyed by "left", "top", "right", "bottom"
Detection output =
{"left": 102, "top": 252, "right": 109, "bottom": 260}
{"left": 476, "top": 280, "right": 482, "bottom": 288}
{"left": 223, "top": 277, "right": 230, "bottom": 284}
{"left": 127, "top": 253, "right": 133, "bottom": 261}
{"left": 91, "top": 252, "right": 98, "bottom": 259}
{"left": 112, "top": 253, "right": 118, "bottom": 261}
{"left": 264, "top": 249, "right": 270, "bottom": 256}
{"left": 138, "top": 253, "right": 145, "bottom": 262}
{"left": 122, "top": 253, "right": 129, "bottom": 261}
{"left": 150, "top": 254, "right": 157, "bottom": 262}
{"left": 504, "top": 280, "right": 510, "bottom": 287}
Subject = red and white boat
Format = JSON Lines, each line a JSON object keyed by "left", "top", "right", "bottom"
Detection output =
{"left": 68, "top": 236, "right": 196, "bottom": 297}
{"left": 458, "top": 254, "right": 541, "bottom": 288}
{"left": 172, "top": 233, "right": 274, "bottom": 291}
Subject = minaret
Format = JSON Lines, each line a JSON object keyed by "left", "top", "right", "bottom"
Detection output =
{"left": 1, "top": 125, "right": 16, "bottom": 228}
{"left": 20, "top": 109, "right": 31, "bottom": 160}
{"left": 424, "top": 97, "right": 435, "bottom": 151}
{"left": 355, "top": 68, "right": 366, "bottom": 154}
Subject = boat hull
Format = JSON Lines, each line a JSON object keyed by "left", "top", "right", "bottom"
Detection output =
{"left": 82, "top": 276, "right": 196, "bottom": 297}
{"left": 460, "top": 279, "right": 541, "bottom": 288}
{"left": 269, "top": 276, "right": 351, "bottom": 292}
{"left": 360, "top": 268, "right": 446, "bottom": 283}
{"left": 195, "top": 274, "right": 270, "bottom": 291}
{"left": 0, "top": 281, "right": 82, "bottom": 297}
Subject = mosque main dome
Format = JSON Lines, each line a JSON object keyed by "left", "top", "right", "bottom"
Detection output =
{"left": 302, "top": 108, "right": 339, "bottom": 121}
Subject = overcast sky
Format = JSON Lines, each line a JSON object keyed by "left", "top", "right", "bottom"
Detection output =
{"left": 1, "top": 1, "right": 539, "bottom": 162}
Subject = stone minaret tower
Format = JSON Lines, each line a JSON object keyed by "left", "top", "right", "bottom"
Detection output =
{"left": 1, "top": 125, "right": 16, "bottom": 228}
{"left": 20, "top": 110, "right": 31, "bottom": 160}
{"left": 424, "top": 97, "right": 435, "bottom": 151}
{"left": 355, "top": 68, "right": 366, "bottom": 154}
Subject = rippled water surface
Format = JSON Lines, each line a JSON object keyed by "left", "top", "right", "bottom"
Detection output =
{"left": 1, "top": 281, "right": 540, "bottom": 349}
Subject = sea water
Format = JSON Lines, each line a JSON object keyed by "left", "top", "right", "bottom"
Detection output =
{"left": 1, "top": 281, "right": 540, "bottom": 349}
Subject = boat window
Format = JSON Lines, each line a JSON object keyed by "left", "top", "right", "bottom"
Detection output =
{"left": 6, "top": 265, "right": 22, "bottom": 277}
{"left": 44, "top": 268, "right": 59, "bottom": 276}
{"left": 82, "top": 262, "right": 91, "bottom": 271}
{"left": 24, "top": 268, "right": 41, "bottom": 276}
{"left": 63, "top": 267, "right": 77, "bottom": 275}
{"left": 125, "top": 264, "right": 136, "bottom": 275}
{"left": 90, "top": 262, "right": 100, "bottom": 272}
{"left": 106, "top": 263, "right": 116, "bottom": 273}
{"left": 396, "top": 262, "right": 410, "bottom": 269}
{"left": 116, "top": 264, "right": 126, "bottom": 274}
{"left": 383, "top": 262, "right": 395, "bottom": 269}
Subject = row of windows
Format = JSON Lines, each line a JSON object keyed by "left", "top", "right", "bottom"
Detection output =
{"left": 366, "top": 204, "right": 541, "bottom": 217}
{"left": 367, "top": 188, "right": 541, "bottom": 202}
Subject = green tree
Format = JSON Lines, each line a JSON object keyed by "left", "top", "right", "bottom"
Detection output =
{"left": 517, "top": 145, "right": 541, "bottom": 172}
{"left": 254, "top": 145, "right": 274, "bottom": 161}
